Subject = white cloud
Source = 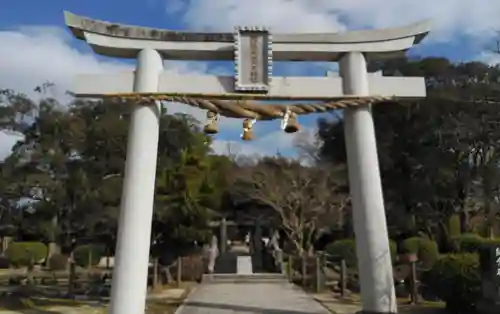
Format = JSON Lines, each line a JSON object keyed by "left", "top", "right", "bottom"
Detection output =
{"left": 477, "top": 51, "right": 500, "bottom": 65}
{"left": 0, "top": 27, "right": 130, "bottom": 99}
{"left": 173, "top": 0, "right": 500, "bottom": 42}
{"left": 0, "top": 131, "right": 23, "bottom": 161}
{"left": 0, "top": 26, "right": 298, "bottom": 160}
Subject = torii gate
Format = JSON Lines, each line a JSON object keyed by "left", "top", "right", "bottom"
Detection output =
{"left": 64, "top": 11, "right": 431, "bottom": 314}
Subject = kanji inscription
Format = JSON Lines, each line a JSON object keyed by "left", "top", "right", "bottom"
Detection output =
{"left": 234, "top": 27, "right": 272, "bottom": 92}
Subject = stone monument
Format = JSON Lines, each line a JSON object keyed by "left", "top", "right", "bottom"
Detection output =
{"left": 478, "top": 245, "right": 500, "bottom": 313}
{"left": 64, "top": 11, "right": 431, "bottom": 314}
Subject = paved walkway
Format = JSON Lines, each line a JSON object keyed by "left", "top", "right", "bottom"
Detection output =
{"left": 176, "top": 282, "right": 330, "bottom": 314}
{"left": 236, "top": 256, "right": 252, "bottom": 274}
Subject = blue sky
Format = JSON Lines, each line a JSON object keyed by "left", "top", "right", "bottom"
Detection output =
{"left": 0, "top": 1, "right": 487, "bottom": 60}
{"left": 1, "top": 0, "right": 500, "bottom": 160}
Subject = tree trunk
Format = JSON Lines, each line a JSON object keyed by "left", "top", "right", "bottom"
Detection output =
{"left": 165, "top": 264, "right": 174, "bottom": 284}
{"left": 46, "top": 242, "right": 61, "bottom": 269}
{"left": 459, "top": 211, "right": 469, "bottom": 233}
{"left": 488, "top": 226, "right": 494, "bottom": 239}
{"left": 105, "top": 246, "right": 111, "bottom": 269}
{"left": 46, "top": 215, "right": 60, "bottom": 268}
{"left": 68, "top": 260, "right": 76, "bottom": 296}
{"left": 301, "top": 253, "right": 307, "bottom": 287}
{"left": 87, "top": 250, "right": 92, "bottom": 270}
{"left": 176, "top": 257, "right": 182, "bottom": 287}
{"left": 152, "top": 257, "right": 159, "bottom": 290}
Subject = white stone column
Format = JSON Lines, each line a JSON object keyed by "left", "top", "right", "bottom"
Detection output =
{"left": 109, "top": 49, "right": 163, "bottom": 314}
{"left": 339, "top": 52, "right": 397, "bottom": 314}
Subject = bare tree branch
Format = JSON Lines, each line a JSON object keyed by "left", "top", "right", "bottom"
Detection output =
{"left": 231, "top": 158, "right": 348, "bottom": 254}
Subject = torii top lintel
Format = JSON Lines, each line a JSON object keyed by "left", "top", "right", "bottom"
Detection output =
{"left": 64, "top": 11, "right": 431, "bottom": 61}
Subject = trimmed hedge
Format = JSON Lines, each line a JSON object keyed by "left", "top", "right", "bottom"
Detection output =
{"left": 5, "top": 242, "right": 48, "bottom": 267}
{"left": 448, "top": 214, "right": 461, "bottom": 238}
{"left": 325, "top": 239, "right": 357, "bottom": 266}
{"left": 48, "top": 253, "right": 68, "bottom": 271}
{"left": 400, "top": 237, "right": 420, "bottom": 254}
{"left": 180, "top": 255, "right": 203, "bottom": 281}
{"left": 73, "top": 244, "right": 106, "bottom": 268}
{"left": 421, "top": 253, "right": 481, "bottom": 313}
{"left": 325, "top": 238, "right": 397, "bottom": 267}
{"left": 452, "top": 233, "right": 500, "bottom": 253}
{"left": 400, "top": 237, "right": 439, "bottom": 268}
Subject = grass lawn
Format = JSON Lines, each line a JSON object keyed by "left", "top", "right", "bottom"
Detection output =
{"left": 314, "top": 293, "right": 446, "bottom": 314}
{"left": 398, "top": 299, "right": 446, "bottom": 314}
{"left": 0, "top": 282, "right": 196, "bottom": 314}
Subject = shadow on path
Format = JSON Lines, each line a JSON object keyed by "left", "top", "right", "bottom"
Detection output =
{"left": 176, "top": 282, "right": 330, "bottom": 314}
{"left": 183, "top": 300, "right": 325, "bottom": 314}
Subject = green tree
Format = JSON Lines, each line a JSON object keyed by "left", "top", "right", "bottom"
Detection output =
{"left": 316, "top": 57, "right": 500, "bottom": 246}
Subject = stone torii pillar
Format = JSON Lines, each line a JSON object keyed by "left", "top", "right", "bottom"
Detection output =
{"left": 64, "top": 11, "right": 431, "bottom": 314}
{"left": 107, "top": 49, "right": 163, "bottom": 314}
{"left": 340, "top": 53, "right": 397, "bottom": 313}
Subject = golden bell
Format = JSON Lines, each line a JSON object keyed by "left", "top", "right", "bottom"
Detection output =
{"left": 241, "top": 119, "right": 254, "bottom": 141}
{"left": 241, "top": 129, "right": 254, "bottom": 141}
{"left": 203, "top": 111, "right": 219, "bottom": 134}
{"left": 284, "top": 115, "right": 300, "bottom": 133}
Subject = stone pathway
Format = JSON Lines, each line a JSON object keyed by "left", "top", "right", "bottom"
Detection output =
{"left": 176, "top": 282, "right": 330, "bottom": 314}
{"left": 236, "top": 256, "right": 252, "bottom": 275}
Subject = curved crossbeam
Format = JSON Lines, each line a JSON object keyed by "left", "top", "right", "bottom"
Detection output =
{"left": 64, "top": 11, "right": 430, "bottom": 44}
{"left": 104, "top": 94, "right": 394, "bottom": 120}
{"left": 64, "top": 11, "right": 431, "bottom": 61}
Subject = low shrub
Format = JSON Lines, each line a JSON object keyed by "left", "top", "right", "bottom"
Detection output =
{"left": 5, "top": 242, "right": 47, "bottom": 267}
{"left": 48, "top": 253, "right": 68, "bottom": 271}
{"left": 325, "top": 238, "right": 397, "bottom": 267}
{"left": 400, "top": 237, "right": 439, "bottom": 268}
{"left": 73, "top": 244, "right": 106, "bottom": 268}
{"left": 325, "top": 239, "right": 357, "bottom": 267}
{"left": 448, "top": 214, "right": 461, "bottom": 238}
{"left": 451, "top": 233, "right": 483, "bottom": 253}
{"left": 400, "top": 237, "right": 420, "bottom": 254}
{"left": 0, "top": 255, "right": 10, "bottom": 269}
{"left": 481, "top": 237, "right": 500, "bottom": 247}
{"left": 418, "top": 239, "right": 439, "bottom": 268}
{"left": 8, "top": 277, "right": 22, "bottom": 285}
{"left": 420, "top": 253, "right": 480, "bottom": 313}
{"left": 180, "top": 255, "right": 203, "bottom": 281}
{"left": 451, "top": 233, "right": 500, "bottom": 253}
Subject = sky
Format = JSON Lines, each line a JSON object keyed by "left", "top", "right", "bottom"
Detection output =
{"left": 1, "top": 0, "right": 500, "bottom": 161}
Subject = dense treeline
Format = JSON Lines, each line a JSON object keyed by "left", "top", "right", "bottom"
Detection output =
{"left": 1, "top": 57, "right": 500, "bottom": 312}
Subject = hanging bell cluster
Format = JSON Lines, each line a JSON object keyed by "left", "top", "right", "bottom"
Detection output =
{"left": 241, "top": 118, "right": 256, "bottom": 141}
{"left": 203, "top": 111, "right": 220, "bottom": 134}
{"left": 205, "top": 107, "right": 299, "bottom": 142}
{"left": 281, "top": 108, "right": 300, "bottom": 134}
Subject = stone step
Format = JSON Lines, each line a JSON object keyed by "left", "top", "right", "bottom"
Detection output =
{"left": 202, "top": 273, "right": 288, "bottom": 284}
{"left": 236, "top": 256, "right": 252, "bottom": 274}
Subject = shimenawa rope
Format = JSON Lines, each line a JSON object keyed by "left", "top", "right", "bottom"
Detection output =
{"left": 103, "top": 93, "right": 395, "bottom": 120}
